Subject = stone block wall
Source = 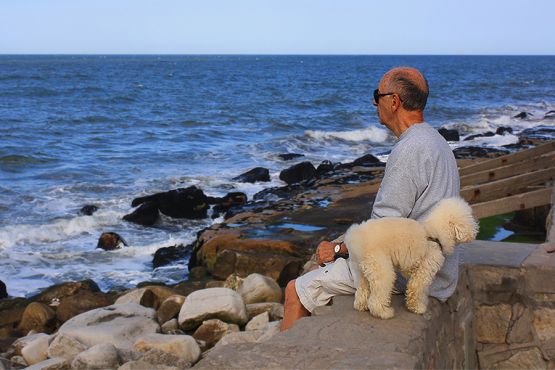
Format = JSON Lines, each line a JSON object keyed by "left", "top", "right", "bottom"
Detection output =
{"left": 468, "top": 264, "right": 555, "bottom": 369}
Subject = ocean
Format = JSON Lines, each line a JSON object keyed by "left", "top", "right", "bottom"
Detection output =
{"left": 1, "top": 55, "right": 554, "bottom": 297}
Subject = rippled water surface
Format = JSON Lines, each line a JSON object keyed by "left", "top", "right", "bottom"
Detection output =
{"left": 1, "top": 55, "right": 554, "bottom": 296}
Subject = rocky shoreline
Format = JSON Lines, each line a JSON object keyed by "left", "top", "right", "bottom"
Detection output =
{"left": 0, "top": 124, "right": 552, "bottom": 369}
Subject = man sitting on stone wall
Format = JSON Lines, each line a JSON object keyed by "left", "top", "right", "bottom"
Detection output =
{"left": 281, "top": 66, "right": 461, "bottom": 331}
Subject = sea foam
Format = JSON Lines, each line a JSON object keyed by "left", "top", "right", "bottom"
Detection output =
{"left": 305, "top": 126, "right": 389, "bottom": 143}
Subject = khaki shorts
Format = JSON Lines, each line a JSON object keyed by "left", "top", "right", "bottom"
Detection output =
{"left": 295, "top": 257, "right": 407, "bottom": 313}
{"left": 295, "top": 258, "right": 360, "bottom": 313}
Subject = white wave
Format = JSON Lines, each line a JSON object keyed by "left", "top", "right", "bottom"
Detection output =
{"left": 305, "top": 126, "right": 389, "bottom": 143}
{"left": 0, "top": 210, "right": 124, "bottom": 249}
{"left": 451, "top": 133, "right": 519, "bottom": 149}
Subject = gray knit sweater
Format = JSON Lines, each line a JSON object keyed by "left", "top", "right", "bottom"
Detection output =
{"left": 370, "top": 122, "right": 460, "bottom": 301}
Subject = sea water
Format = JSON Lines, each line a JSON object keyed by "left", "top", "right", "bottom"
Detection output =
{"left": 1, "top": 55, "right": 554, "bottom": 296}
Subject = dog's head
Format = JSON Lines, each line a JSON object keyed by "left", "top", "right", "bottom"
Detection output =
{"left": 425, "top": 197, "right": 478, "bottom": 254}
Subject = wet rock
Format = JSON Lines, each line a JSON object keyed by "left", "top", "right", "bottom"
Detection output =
{"left": 97, "top": 232, "right": 127, "bottom": 251}
{"left": 131, "top": 186, "right": 209, "bottom": 219}
{"left": 0, "top": 280, "right": 6, "bottom": 299}
{"left": 178, "top": 288, "right": 248, "bottom": 331}
{"left": 463, "top": 131, "right": 495, "bottom": 141}
{"left": 232, "top": 168, "right": 270, "bottom": 183}
{"left": 544, "top": 110, "right": 555, "bottom": 119}
{"left": 519, "top": 125, "right": 555, "bottom": 141}
{"left": 152, "top": 244, "right": 190, "bottom": 269}
{"left": 437, "top": 127, "right": 460, "bottom": 141}
{"left": 238, "top": 273, "right": 282, "bottom": 304}
{"left": 157, "top": 295, "right": 186, "bottom": 325}
{"left": 279, "top": 161, "right": 316, "bottom": 185}
{"left": 57, "top": 303, "right": 159, "bottom": 350}
{"left": 21, "top": 333, "right": 50, "bottom": 365}
{"left": 278, "top": 153, "right": 304, "bottom": 161}
{"left": 192, "top": 319, "right": 239, "bottom": 350}
{"left": 18, "top": 302, "right": 56, "bottom": 335}
{"left": 245, "top": 311, "right": 270, "bottom": 331}
{"left": 56, "top": 290, "right": 115, "bottom": 323}
{"left": 79, "top": 204, "right": 98, "bottom": 216}
{"left": 123, "top": 201, "right": 159, "bottom": 226}
{"left": 188, "top": 266, "right": 207, "bottom": 281}
{"left": 30, "top": 280, "right": 100, "bottom": 304}
{"left": 316, "top": 160, "right": 335, "bottom": 176}
{"left": 514, "top": 111, "right": 532, "bottom": 119}
{"left": 115, "top": 286, "right": 176, "bottom": 310}
{"left": 453, "top": 146, "right": 510, "bottom": 159}
{"left": 246, "top": 302, "right": 284, "bottom": 321}
{"left": 209, "top": 192, "right": 248, "bottom": 218}
{"left": 71, "top": 343, "right": 119, "bottom": 370}
{"left": 496, "top": 126, "right": 513, "bottom": 135}
{"left": 46, "top": 333, "right": 88, "bottom": 363}
{"left": 352, "top": 154, "right": 383, "bottom": 167}
{"left": 133, "top": 333, "right": 200, "bottom": 365}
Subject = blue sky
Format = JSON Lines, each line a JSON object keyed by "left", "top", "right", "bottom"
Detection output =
{"left": 1, "top": 0, "right": 554, "bottom": 55}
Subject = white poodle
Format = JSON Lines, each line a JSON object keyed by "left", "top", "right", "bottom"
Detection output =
{"left": 344, "top": 197, "right": 478, "bottom": 319}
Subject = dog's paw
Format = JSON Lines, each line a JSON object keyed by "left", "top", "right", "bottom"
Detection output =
{"left": 407, "top": 301, "right": 427, "bottom": 315}
{"left": 354, "top": 297, "right": 368, "bottom": 311}
{"left": 370, "top": 305, "right": 395, "bottom": 319}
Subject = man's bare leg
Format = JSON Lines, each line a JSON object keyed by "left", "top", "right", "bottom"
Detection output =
{"left": 280, "top": 279, "right": 310, "bottom": 331}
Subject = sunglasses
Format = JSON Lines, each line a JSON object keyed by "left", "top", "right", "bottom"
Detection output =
{"left": 373, "top": 89, "right": 397, "bottom": 104}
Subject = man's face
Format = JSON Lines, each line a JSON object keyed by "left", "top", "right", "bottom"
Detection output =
{"left": 374, "top": 80, "right": 392, "bottom": 128}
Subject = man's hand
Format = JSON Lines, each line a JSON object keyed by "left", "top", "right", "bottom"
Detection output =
{"left": 316, "top": 241, "right": 336, "bottom": 265}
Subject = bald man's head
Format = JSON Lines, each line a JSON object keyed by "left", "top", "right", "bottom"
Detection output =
{"left": 382, "top": 67, "right": 429, "bottom": 111}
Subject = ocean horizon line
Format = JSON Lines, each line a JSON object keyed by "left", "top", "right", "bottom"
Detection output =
{"left": 1, "top": 53, "right": 554, "bottom": 57}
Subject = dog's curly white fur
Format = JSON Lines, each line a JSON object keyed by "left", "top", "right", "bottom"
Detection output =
{"left": 344, "top": 197, "right": 478, "bottom": 319}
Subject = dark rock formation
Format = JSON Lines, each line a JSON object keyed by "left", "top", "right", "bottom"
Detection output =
{"left": 0, "top": 280, "right": 6, "bottom": 300}
{"left": 437, "top": 128, "right": 460, "bottom": 141}
{"left": 232, "top": 167, "right": 270, "bottom": 183}
{"left": 279, "top": 161, "right": 316, "bottom": 185}
{"left": 352, "top": 154, "right": 383, "bottom": 167}
{"left": 123, "top": 201, "right": 160, "bottom": 226}
{"left": 514, "top": 111, "right": 532, "bottom": 119}
{"left": 97, "top": 232, "right": 128, "bottom": 251}
{"left": 208, "top": 192, "right": 248, "bottom": 219}
{"left": 316, "top": 160, "right": 335, "bottom": 176}
{"left": 79, "top": 205, "right": 98, "bottom": 216}
{"left": 278, "top": 153, "right": 304, "bottom": 161}
{"left": 453, "top": 146, "right": 510, "bottom": 159}
{"left": 153, "top": 244, "right": 191, "bottom": 269}
{"left": 30, "top": 280, "right": 101, "bottom": 304}
{"left": 496, "top": 126, "right": 513, "bottom": 135}
{"left": 519, "top": 126, "right": 555, "bottom": 141}
{"left": 55, "top": 290, "right": 115, "bottom": 323}
{"left": 544, "top": 110, "right": 555, "bottom": 119}
{"left": 131, "top": 186, "right": 209, "bottom": 219}
{"left": 464, "top": 131, "right": 495, "bottom": 141}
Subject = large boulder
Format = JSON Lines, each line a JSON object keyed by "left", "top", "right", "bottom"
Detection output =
{"left": 278, "top": 153, "right": 304, "bottom": 161}
{"left": 79, "top": 204, "right": 98, "bottom": 216}
{"left": 71, "top": 343, "right": 119, "bottom": 369}
{"left": 30, "top": 280, "right": 100, "bottom": 304}
{"left": 437, "top": 127, "right": 460, "bottom": 141}
{"left": 232, "top": 167, "right": 270, "bottom": 183}
{"left": 245, "top": 311, "right": 270, "bottom": 331}
{"left": 215, "top": 330, "right": 264, "bottom": 348}
{"left": 97, "top": 232, "right": 127, "bottom": 251}
{"left": 352, "top": 154, "right": 383, "bottom": 167}
{"left": 0, "top": 280, "right": 7, "bottom": 299}
{"left": 192, "top": 319, "right": 240, "bottom": 350}
{"left": 18, "top": 302, "right": 56, "bottom": 334}
{"left": 21, "top": 333, "right": 50, "bottom": 365}
{"left": 56, "top": 290, "right": 115, "bottom": 323}
{"left": 279, "top": 161, "right": 316, "bottom": 185}
{"left": 178, "top": 288, "right": 248, "bottom": 331}
{"left": 133, "top": 333, "right": 200, "bottom": 365}
{"left": 123, "top": 201, "right": 160, "bottom": 226}
{"left": 152, "top": 244, "right": 191, "bottom": 268}
{"left": 47, "top": 333, "right": 88, "bottom": 362}
{"left": 208, "top": 192, "right": 248, "bottom": 218}
{"left": 131, "top": 186, "right": 209, "bottom": 219}
{"left": 238, "top": 273, "right": 282, "bottom": 304}
{"left": 57, "top": 303, "right": 159, "bottom": 350}
{"left": 25, "top": 357, "right": 70, "bottom": 370}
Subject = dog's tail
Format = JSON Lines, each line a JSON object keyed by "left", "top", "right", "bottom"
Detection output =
{"left": 423, "top": 197, "right": 478, "bottom": 254}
